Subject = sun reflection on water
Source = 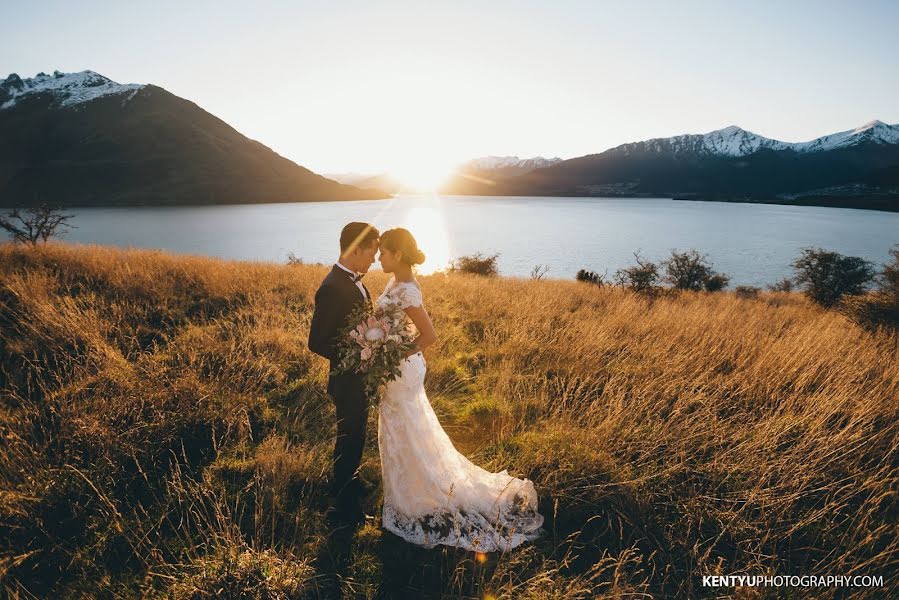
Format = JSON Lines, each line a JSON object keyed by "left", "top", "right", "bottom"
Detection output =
{"left": 400, "top": 197, "right": 452, "bottom": 275}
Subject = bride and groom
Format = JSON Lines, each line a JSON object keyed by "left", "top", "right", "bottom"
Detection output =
{"left": 308, "top": 222, "right": 544, "bottom": 552}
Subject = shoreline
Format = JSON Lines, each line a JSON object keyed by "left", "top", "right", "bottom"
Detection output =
{"left": 2, "top": 193, "right": 897, "bottom": 213}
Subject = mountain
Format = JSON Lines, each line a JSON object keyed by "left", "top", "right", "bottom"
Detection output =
{"left": 0, "top": 70, "right": 389, "bottom": 207}
{"left": 325, "top": 172, "right": 406, "bottom": 194}
{"left": 441, "top": 122, "right": 899, "bottom": 211}
{"left": 460, "top": 156, "right": 563, "bottom": 176}
{"left": 447, "top": 156, "right": 562, "bottom": 193}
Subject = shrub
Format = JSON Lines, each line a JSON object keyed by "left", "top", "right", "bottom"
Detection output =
{"left": 881, "top": 244, "right": 899, "bottom": 294}
{"left": 735, "top": 285, "right": 760, "bottom": 299}
{"left": 576, "top": 269, "right": 605, "bottom": 286}
{"left": 614, "top": 252, "right": 661, "bottom": 294}
{"left": 703, "top": 273, "right": 731, "bottom": 292}
{"left": 663, "top": 249, "right": 711, "bottom": 291}
{"left": 791, "top": 247, "right": 876, "bottom": 308}
{"left": 840, "top": 244, "right": 899, "bottom": 331}
{"left": 663, "top": 249, "right": 730, "bottom": 292}
{"left": 768, "top": 277, "right": 795, "bottom": 292}
{"left": 840, "top": 292, "right": 899, "bottom": 332}
{"left": 448, "top": 252, "right": 499, "bottom": 276}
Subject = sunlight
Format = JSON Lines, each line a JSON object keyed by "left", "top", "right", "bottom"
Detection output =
{"left": 401, "top": 199, "right": 452, "bottom": 275}
{"left": 388, "top": 158, "right": 454, "bottom": 192}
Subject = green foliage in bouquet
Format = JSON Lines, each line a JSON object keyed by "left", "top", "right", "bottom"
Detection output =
{"left": 331, "top": 301, "right": 418, "bottom": 400}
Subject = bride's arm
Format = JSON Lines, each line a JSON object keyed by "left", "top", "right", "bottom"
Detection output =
{"left": 403, "top": 305, "right": 436, "bottom": 358}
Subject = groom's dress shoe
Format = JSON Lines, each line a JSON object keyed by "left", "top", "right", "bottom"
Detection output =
{"left": 326, "top": 504, "right": 365, "bottom": 529}
{"left": 353, "top": 478, "right": 375, "bottom": 495}
{"left": 337, "top": 477, "right": 374, "bottom": 498}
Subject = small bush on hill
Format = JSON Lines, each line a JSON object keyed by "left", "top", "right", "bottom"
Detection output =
{"left": 576, "top": 269, "right": 605, "bottom": 286}
{"left": 614, "top": 252, "right": 661, "bottom": 294}
{"left": 735, "top": 285, "right": 761, "bottom": 299}
{"left": 768, "top": 277, "right": 795, "bottom": 292}
{"left": 703, "top": 272, "right": 731, "bottom": 292}
{"left": 792, "top": 247, "right": 876, "bottom": 307}
{"left": 840, "top": 244, "right": 899, "bottom": 331}
{"left": 449, "top": 252, "right": 499, "bottom": 276}
{"left": 663, "top": 249, "right": 730, "bottom": 292}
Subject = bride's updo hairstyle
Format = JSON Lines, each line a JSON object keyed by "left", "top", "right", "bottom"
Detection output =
{"left": 380, "top": 227, "right": 426, "bottom": 266}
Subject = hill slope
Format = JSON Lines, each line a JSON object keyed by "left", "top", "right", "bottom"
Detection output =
{"left": 1, "top": 241, "right": 896, "bottom": 597}
{"left": 0, "top": 71, "right": 389, "bottom": 206}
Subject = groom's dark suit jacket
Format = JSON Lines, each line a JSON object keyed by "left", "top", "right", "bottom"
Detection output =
{"left": 308, "top": 265, "right": 371, "bottom": 393}
{"left": 309, "top": 265, "right": 372, "bottom": 507}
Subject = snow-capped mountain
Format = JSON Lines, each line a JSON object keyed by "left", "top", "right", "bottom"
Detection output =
{"left": 615, "top": 121, "right": 899, "bottom": 158}
{"left": 0, "top": 69, "right": 388, "bottom": 206}
{"left": 0, "top": 70, "right": 144, "bottom": 110}
{"left": 791, "top": 120, "right": 899, "bottom": 153}
{"left": 616, "top": 125, "right": 791, "bottom": 157}
{"left": 441, "top": 120, "right": 899, "bottom": 211}
{"left": 453, "top": 156, "right": 564, "bottom": 183}
{"left": 462, "top": 156, "right": 563, "bottom": 171}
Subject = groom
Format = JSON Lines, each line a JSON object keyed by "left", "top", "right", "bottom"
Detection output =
{"left": 308, "top": 222, "right": 380, "bottom": 524}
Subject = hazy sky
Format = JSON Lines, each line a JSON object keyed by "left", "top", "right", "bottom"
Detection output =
{"left": 3, "top": 0, "right": 898, "bottom": 179}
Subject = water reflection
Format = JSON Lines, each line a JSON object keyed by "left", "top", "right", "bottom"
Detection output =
{"left": 401, "top": 199, "right": 452, "bottom": 275}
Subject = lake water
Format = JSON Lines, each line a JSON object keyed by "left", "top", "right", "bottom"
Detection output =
{"left": 8, "top": 195, "right": 898, "bottom": 287}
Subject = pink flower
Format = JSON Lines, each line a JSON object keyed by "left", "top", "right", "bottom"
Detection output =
{"left": 360, "top": 347, "right": 372, "bottom": 361}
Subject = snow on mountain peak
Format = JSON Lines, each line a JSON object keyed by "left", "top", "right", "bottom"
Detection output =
{"left": 791, "top": 119, "right": 899, "bottom": 153}
{"left": 464, "top": 155, "right": 563, "bottom": 170}
{"left": 624, "top": 125, "right": 789, "bottom": 158}
{"left": 621, "top": 120, "right": 899, "bottom": 158}
{"left": 855, "top": 119, "right": 886, "bottom": 132}
{"left": 698, "top": 125, "right": 790, "bottom": 156}
{"left": 0, "top": 70, "right": 145, "bottom": 110}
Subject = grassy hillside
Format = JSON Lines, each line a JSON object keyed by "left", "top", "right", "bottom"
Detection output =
{"left": 1, "top": 241, "right": 897, "bottom": 598}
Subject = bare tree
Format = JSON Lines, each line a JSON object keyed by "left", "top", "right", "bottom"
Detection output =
{"left": 530, "top": 264, "right": 549, "bottom": 280}
{"left": 0, "top": 203, "right": 77, "bottom": 245}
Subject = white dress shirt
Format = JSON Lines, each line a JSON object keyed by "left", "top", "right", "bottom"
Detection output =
{"left": 335, "top": 261, "right": 369, "bottom": 300}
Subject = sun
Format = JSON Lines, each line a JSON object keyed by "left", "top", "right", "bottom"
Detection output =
{"left": 389, "top": 160, "right": 453, "bottom": 192}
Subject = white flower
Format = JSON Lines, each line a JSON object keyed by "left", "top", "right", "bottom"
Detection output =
{"left": 360, "top": 347, "right": 373, "bottom": 360}
{"left": 365, "top": 326, "right": 386, "bottom": 342}
{"left": 387, "top": 334, "right": 400, "bottom": 343}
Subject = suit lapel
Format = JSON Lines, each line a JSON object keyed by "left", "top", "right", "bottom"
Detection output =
{"left": 331, "top": 264, "right": 368, "bottom": 303}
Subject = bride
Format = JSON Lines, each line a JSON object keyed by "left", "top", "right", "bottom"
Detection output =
{"left": 375, "top": 228, "right": 544, "bottom": 552}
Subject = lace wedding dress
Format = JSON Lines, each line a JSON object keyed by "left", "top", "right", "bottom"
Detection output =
{"left": 376, "top": 276, "right": 544, "bottom": 552}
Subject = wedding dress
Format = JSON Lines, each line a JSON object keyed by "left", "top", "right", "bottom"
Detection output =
{"left": 376, "top": 276, "right": 544, "bottom": 552}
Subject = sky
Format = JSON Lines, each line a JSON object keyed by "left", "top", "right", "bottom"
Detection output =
{"left": 3, "top": 0, "right": 899, "bottom": 182}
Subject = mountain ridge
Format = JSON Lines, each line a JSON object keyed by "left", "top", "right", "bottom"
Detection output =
{"left": 440, "top": 120, "right": 899, "bottom": 211}
{"left": 0, "top": 70, "right": 389, "bottom": 207}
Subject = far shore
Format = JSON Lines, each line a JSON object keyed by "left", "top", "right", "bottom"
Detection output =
{"left": 4, "top": 193, "right": 897, "bottom": 213}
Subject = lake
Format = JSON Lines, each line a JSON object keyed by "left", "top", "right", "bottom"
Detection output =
{"left": 7, "top": 195, "right": 898, "bottom": 287}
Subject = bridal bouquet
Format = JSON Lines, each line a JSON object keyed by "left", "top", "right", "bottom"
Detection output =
{"left": 331, "top": 301, "right": 418, "bottom": 399}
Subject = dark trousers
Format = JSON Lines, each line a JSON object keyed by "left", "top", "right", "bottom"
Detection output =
{"left": 328, "top": 374, "right": 370, "bottom": 510}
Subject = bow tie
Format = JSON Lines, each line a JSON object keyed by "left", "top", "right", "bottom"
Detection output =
{"left": 351, "top": 273, "right": 364, "bottom": 283}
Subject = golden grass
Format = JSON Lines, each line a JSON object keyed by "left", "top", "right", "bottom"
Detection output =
{"left": 1, "top": 240, "right": 897, "bottom": 598}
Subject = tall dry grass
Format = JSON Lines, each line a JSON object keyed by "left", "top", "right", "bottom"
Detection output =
{"left": 1, "top": 240, "right": 896, "bottom": 598}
